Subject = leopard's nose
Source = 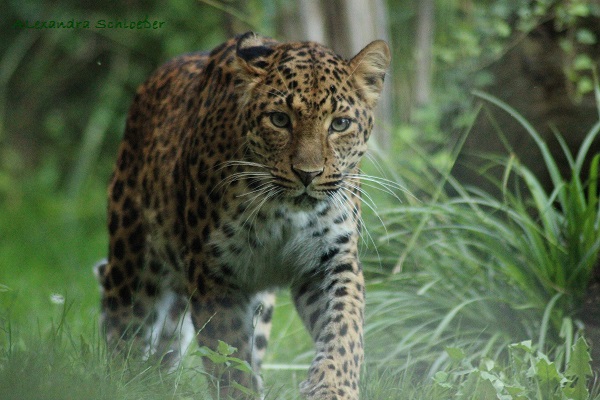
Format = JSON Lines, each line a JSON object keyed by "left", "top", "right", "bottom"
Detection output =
{"left": 292, "top": 166, "right": 323, "bottom": 187}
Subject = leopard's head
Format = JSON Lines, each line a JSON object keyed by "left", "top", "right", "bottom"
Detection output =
{"left": 234, "top": 32, "right": 390, "bottom": 208}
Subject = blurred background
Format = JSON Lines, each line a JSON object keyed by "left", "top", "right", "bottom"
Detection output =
{"left": 2, "top": 0, "right": 600, "bottom": 397}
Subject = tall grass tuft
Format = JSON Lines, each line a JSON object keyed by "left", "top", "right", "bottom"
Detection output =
{"left": 365, "top": 91, "right": 600, "bottom": 375}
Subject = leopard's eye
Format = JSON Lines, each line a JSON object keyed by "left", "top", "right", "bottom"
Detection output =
{"left": 330, "top": 117, "right": 351, "bottom": 133}
{"left": 269, "top": 112, "right": 291, "bottom": 128}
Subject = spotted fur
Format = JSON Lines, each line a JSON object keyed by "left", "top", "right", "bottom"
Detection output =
{"left": 96, "top": 32, "right": 390, "bottom": 399}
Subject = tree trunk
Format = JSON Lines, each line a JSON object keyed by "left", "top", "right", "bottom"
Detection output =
{"left": 414, "top": 0, "right": 435, "bottom": 107}
{"left": 298, "top": 0, "right": 326, "bottom": 42}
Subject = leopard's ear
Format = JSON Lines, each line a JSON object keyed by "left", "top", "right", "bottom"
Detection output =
{"left": 349, "top": 40, "right": 391, "bottom": 108}
{"left": 236, "top": 31, "right": 275, "bottom": 76}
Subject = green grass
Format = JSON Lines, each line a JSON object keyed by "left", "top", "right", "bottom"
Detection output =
{"left": 0, "top": 172, "right": 105, "bottom": 333}
{"left": 2, "top": 94, "right": 600, "bottom": 398}
{"left": 1, "top": 303, "right": 597, "bottom": 399}
{"left": 1, "top": 314, "right": 210, "bottom": 400}
{"left": 364, "top": 93, "right": 600, "bottom": 372}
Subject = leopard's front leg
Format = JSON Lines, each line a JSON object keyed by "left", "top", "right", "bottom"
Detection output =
{"left": 292, "top": 259, "right": 365, "bottom": 400}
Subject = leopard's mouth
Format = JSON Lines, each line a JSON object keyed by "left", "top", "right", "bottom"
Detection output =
{"left": 265, "top": 175, "right": 338, "bottom": 208}
{"left": 286, "top": 186, "right": 342, "bottom": 210}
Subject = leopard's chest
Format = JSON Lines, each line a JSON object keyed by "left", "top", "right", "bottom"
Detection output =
{"left": 209, "top": 201, "right": 354, "bottom": 292}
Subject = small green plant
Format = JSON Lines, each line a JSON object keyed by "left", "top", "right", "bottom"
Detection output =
{"left": 433, "top": 337, "right": 594, "bottom": 400}
{"left": 194, "top": 340, "right": 258, "bottom": 398}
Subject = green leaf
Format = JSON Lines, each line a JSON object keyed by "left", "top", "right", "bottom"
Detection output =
{"left": 479, "top": 358, "right": 495, "bottom": 372}
{"left": 446, "top": 346, "right": 466, "bottom": 361}
{"left": 587, "top": 154, "right": 600, "bottom": 207}
{"left": 574, "top": 121, "right": 600, "bottom": 174}
{"left": 476, "top": 375, "right": 500, "bottom": 400}
{"left": 434, "top": 371, "right": 449, "bottom": 383}
{"left": 573, "top": 54, "right": 594, "bottom": 70}
{"left": 577, "top": 77, "right": 594, "bottom": 95}
{"left": 534, "top": 355, "right": 564, "bottom": 386}
{"left": 505, "top": 384, "right": 527, "bottom": 399}
{"left": 495, "top": 20, "right": 511, "bottom": 38}
{"left": 230, "top": 381, "right": 258, "bottom": 397}
{"left": 576, "top": 29, "right": 596, "bottom": 45}
{"left": 232, "top": 360, "right": 253, "bottom": 374}
{"left": 217, "top": 340, "right": 236, "bottom": 356}
{"left": 195, "top": 346, "right": 229, "bottom": 364}
{"left": 539, "top": 293, "right": 562, "bottom": 351}
{"left": 568, "top": 3, "right": 590, "bottom": 17}
{"left": 563, "top": 384, "right": 588, "bottom": 400}
{"left": 563, "top": 337, "right": 592, "bottom": 399}
{"left": 509, "top": 340, "right": 533, "bottom": 353}
{"left": 456, "top": 370, "right": 481, "bottom": 399}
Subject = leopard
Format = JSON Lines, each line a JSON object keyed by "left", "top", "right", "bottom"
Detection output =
{"left": 94, "top": 31, "right": 390, "bottom": 400}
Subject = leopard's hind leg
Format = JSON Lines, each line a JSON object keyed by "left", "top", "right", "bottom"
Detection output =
{"left": 95, "top": 255, "right": 194, "bottom": 368}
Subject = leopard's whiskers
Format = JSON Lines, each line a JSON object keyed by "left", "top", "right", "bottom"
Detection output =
{"left": 211, "top": 171, "right": 272, "bottom": 197}
{"left": 328, "top": 189, "right": 364, "bottom": 241}
{"left": 246, "top": 187, "right": 283, "bottom": 237}
{"left": 342, "top": 181, "right": 389, "bottom": 239}
{"left": 214, "top": 160, "right": 271, "bottom": 171}
{"left": 240, "top": 185, "right": 282, "bottom": 248}
{"left": 346, "top": 172, "right": 415, "bottom": 203}
{"left": 335, "top": 188, "right": 378, "bottom": 256}
{"left": 236, "top": 179, "right": 278, "bottom": 198}
{"left": 239, "top": 184, "right": 273, "bottom": 225}
{"left": 211, "top": 159, "right": 273, "bottom": 194}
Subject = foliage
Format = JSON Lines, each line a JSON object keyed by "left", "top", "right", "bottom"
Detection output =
{"left": 432, "top": 0, "right": 599, "bottom": 82}
{"left": 365, "top": 93, "right": 600, "bottom": 374}
{"left": 2, "top": 301, "right": 598, "bottom": 399}
{"left": 0, "top": 0, "right": 231, "bottom": 202}
{"left": 389, "top": 0, "right": 600, "bottom": 154}
{"left": 472, "top": 91, "right": 600, "bottom": 304}
{"left": 432, "top": 338, "right": 596, "bottom": 400}
{"left": 195, "top": 341, "right": 257, "bottom": 398}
